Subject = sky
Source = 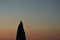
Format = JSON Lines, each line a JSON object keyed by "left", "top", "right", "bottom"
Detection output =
{"left": 0, "top": 0, "right": 60, "bottom": 40}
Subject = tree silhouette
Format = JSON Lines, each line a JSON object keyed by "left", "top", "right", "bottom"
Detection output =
{"left": 16, "top": 21, "right": 26, "bottom": 40}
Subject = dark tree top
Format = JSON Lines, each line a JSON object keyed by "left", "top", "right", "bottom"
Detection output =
{"left": 16, "top": 21, "right": 26, "bottom": 40}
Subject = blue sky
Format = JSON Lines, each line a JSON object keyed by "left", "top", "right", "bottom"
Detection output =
{"left": 0, "top": 0, "right": 60, "bottom": 40}
{"left": 0, "top": 0, "right": 60, "bottom": 28}
{"left": 0, "top": 0, "right": 60, "bottom": 29}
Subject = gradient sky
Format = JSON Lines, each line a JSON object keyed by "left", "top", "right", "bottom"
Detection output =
{"left": 0, "top": 0, "right": 60, "bottom": 40}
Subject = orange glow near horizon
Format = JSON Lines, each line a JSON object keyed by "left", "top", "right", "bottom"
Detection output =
{"left": 0, "top": 27, "right": 60, "bottom": 40}
{"left": 0, "top": 0, "right": 60, "bottom": 40}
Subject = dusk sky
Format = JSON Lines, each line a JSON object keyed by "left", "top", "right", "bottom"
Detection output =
{"left": 0, "top": 0, "right": 60, "bottom": 40}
